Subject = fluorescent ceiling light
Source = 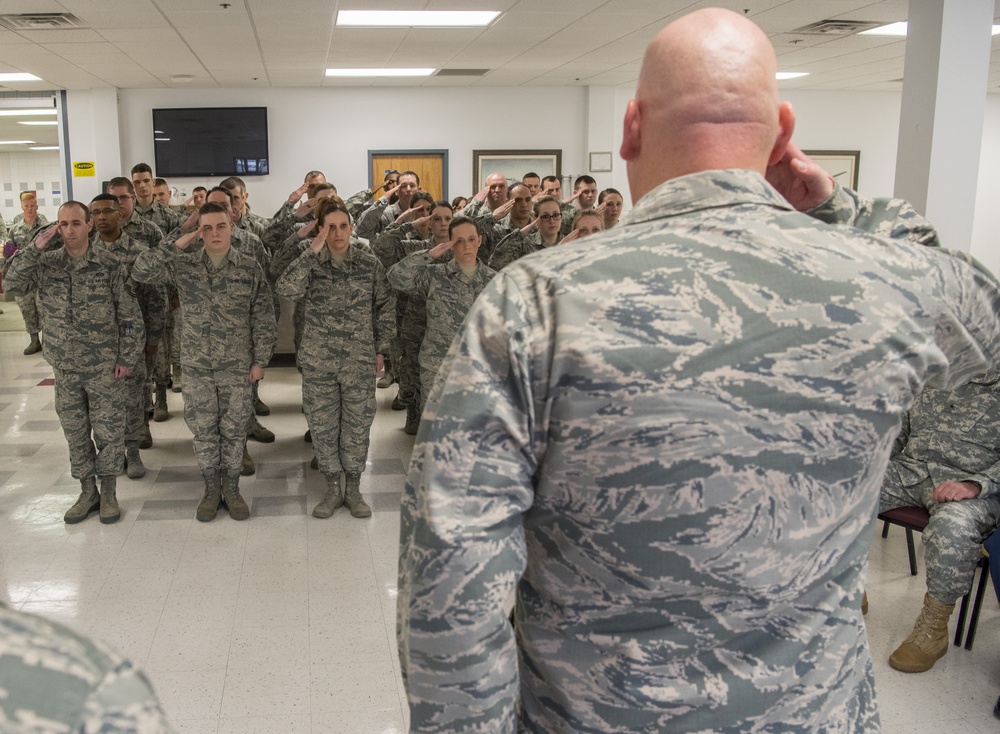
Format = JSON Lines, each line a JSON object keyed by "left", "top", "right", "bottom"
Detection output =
{"left": 776, "top": 72, "right": 809, "bottom": 80}
{"left": 30, "top": 146, "right": 59, "bottom": 150}
{"left": 154, "top": 137, "right": 170, "bottom": 141}
{"left": 0, "top": 108, "right": 56, "bottom": 117}
{"left": 18, "top": 120, "right": 58, "bottom": 126}
{"left": 0, "top": 73, "right": 42, "bottom": 82}
{"left": 325, "top": 68, "right": 435, "bottom": 77}
{"left": 861, "top": 21, "right": 1000, "bottom": 36}
{"left": 0, "top": 140, "right": 36, "bottom": 145}
{"left": 337, "top": 10, "right": 499, "bottom": 27}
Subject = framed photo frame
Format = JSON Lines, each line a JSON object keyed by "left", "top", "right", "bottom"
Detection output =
{"left": 589, "top": 152, "right": 613, "bottom": 172}
{"left": 804, "top": 150, "right": 860, "bottom": 190}
{"left": 473, "top": 149, "right": 561, "bottom": 192}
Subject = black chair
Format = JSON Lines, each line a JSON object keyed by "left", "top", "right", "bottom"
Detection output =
{"left": 878, "top": 505, "right": 930, "bottom": 576}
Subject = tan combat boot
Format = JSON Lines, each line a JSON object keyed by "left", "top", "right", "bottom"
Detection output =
{"left": 64, "top": 476, "right": 99, "bottom": 524}
{"left": 889, "top": 593, "right": 954, "bottom": 672}
{"left": 312, "top": 473, "right": 344, "bottom": 519}
{"left": 241, "top": 443, "right": 256, "bottom": 476}
{"left": 125, "top": 442, "right": 146, "bottom": 479}
{"left": 221, "top": 471, "right": 250, "bottom": 521}
{"left": 99, "top": 476, "right": 120, "bottom": 524}
{"left": 23, "top": 332, "right": 42, "bottom": 355}
{"left": 344, "top": 473, "right": 371, "bottom": 518}
{"left": 196, "top": 470, "right": 222, "bottom": 522}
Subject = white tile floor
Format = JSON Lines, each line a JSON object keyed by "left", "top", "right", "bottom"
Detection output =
{"left": 1, "top": 326, "right": 999, "bottom": 732}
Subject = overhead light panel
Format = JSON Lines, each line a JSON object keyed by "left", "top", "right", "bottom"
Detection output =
{"left": 0, "top": 108, "right": 56, "bottom": 116}
{"left": 325, "top": 68, "right": 435, "bottom": 77}
{"left": 861, "top": 21, "right": 1000, "bottom": 36}
{"left": 18, "top": 120, "right": 57, "bottom": 125}
{"left": 30, "top": 146, "right": 58, "bottom": 150}
{"left": 0, "top": 72, "right": 42, "bottom": 82}
{"left": 0, "top": 140, "right": 36, "bottom": 145}
{"left": 776, "top": 72, "right": 809, "bottom": 80}
{"left": 336, "top": 10, "right": 500, "bottom": 27}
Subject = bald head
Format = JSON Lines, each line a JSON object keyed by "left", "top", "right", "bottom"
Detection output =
{"left": 621, "top": 9, "right": 794, "bottom": 202}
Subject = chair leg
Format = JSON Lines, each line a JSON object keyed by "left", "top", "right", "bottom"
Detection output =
{"left": 955, "top": 590, "right": 971, "bottom": 647}
{"left": 905, "top": 528, "right": 917, "bottom": 576}
{"left": 964, "top": 559, "right": 990, "bottom": 650}
{"left": 882, "top": 520, "right": 890, "bottom": 539}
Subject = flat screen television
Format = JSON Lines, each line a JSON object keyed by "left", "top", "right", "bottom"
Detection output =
{"left": 152, "top": 107, "right": 269, "bottom": 178}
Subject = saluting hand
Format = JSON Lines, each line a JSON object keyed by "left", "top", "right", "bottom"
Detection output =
{"left": 287, "top": 182, "right": 309, "bottom": 204}
{"left": 521, "top": 217, "right": 539, "bottom": 235}
{"left": 428, "top": 239, "right": 454, "bottom": 259}
{"left": 492, "top": 198, "right": 515, "bottom": 219}
{"left": 310, "top": 224, "right": 330, "bottom": 254}
{"left": 295, "top": 197, "right": 316, "bottom": 218}
{"left": 563, "top": 190, "right": 582, "bottom": 205}
{"left": 175, "top": 231, "right": 199, "bottom": 250}
{"left": 297, "top": 220, "right": 318, "bottom": 240}
{"left": 560, "top": 228, "right": 582, "bottom": 244}
{"left": 34, "top": 225, "right": 59, "bottom": 250}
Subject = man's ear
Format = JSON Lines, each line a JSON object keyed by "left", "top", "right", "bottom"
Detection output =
{"left": 767, "top": 101, "right": 795, "bottom": 166}
{"left": 620, "top": 99, "right": 641, "bottom": 162}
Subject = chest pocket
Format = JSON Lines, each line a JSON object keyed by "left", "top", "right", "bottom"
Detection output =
{"left": 227, "top": 275, "right": 254, "bottom": 304}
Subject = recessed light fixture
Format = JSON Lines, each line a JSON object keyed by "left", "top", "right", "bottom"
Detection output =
{"left": 170, "top": 74, "right": 194, "bottom": 84}
{"left": 776, "top": 72, "right": 810, "bottom": 80}
{"left": 325, "top": 68, "right": 435, "bottom": 77}
{"left": 30, "top": 146, "right": 59, "bottom": 150}
{"left": 17, "top": 120, "right": 58, "bottom": 126}
{"left": 0, "top": 73, "right": 42, "bottom": 82}
{"left": 336, "top": 10, "right": 499, "bottom": 27}
{"left": 0, "top": 109, "right": 56, "bottom": 117}
{"left": 0, "top": 140, "right": 36, "bottom": 145}
{"left": 154, "top": 137, "right": 170, "bottom": 142}
{"left": 861, "top": 21, "right": 1000, "bottom": 36}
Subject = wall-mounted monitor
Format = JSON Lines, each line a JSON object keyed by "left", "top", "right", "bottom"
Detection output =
{"left": 152, "top": 107, "right": 269, "bottom": 178}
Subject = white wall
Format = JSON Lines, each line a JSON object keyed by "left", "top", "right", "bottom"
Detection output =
{"left": 65, "top": 88, "right": 122, "bottom": 204}
{"left": 0, "top": 150, "right": 63, "bottom": 224}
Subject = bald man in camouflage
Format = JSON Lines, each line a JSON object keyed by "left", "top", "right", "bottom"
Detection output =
{"left": 396, "top": 9, "right": 1000, "bottom": 733}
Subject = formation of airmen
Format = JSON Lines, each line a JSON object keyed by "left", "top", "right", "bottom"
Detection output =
{"left": 0, "top": 164, "right": 613, "bottom": 525}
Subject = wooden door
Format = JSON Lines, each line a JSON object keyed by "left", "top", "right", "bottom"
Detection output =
{"left": 370, "top": 152, "right": 446, "bottom": 201}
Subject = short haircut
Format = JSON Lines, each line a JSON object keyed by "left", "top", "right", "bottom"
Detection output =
{"left": 523, "top": 172, "right": 540, "bottom": 181}
{"left": 316, "top": 199, "right": 352, "bottom": 225}
{"left": 19, "top": 191, "right": 36, "bottom": 201}
{"left": 106, "top": 177, "right": 135, "bottom": 194}
{"left": 411, "top": 191, "right": 434, "bottom": 209}
{"left": 130, "top": 162, "right": 153, "bottom": 176}
{"left": 59, "top": 200, "right": 91, "bottom": 221}
{"left": 198, "top": 201, "right": 233, "bottom": 223}
{"left": 90, "top": 193, "right": 119, "bottom": 208}
{"left": 598, "top": 187, "right": 622, "bottom": 204}
{"left": 192, "top": 186, "right": 208, "bottom": 194}
{"left": 574, "top": 175, "right": 597, "bottom": 189}
{"left": 448, "top": 216, "right": 479, "bottom": 238}
{"left": 541, "top": 175, "right": 560, "bottom": 186}
{"left": 572, "top": 208, "right": 604, "bottom": 230}
{"left": 399, "top": 170, "right": 420, "bottom": 185}
{"left": 304, "top": 170, "right": 325, "bottom": 181}
{"left": 220, "top": 176, "right": 247, "bottom": 192}
{"left": 533, "top": 195, "right": 561, "bottom": 217}
{"left": 206, "top": 186, "right": 235, "bottom": 205}
{"left": 154, "top": 178, "right": 169, "bottom": 187}
{"left": 508, "top": 182, "right": 530, "bottom": 196}
{"left": 312, "top": 182, "right": 337, "bottom": 196}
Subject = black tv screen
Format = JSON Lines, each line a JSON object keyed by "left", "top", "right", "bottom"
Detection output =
{"left": 152, "top": 107, "right": 269, "bottom": 178}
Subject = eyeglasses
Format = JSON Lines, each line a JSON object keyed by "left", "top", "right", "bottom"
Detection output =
{"left": 539, "top": 213, "right": 561, "bottom": 222}
{"left": 113, "top": 194, "right": 133, "bottom": 202}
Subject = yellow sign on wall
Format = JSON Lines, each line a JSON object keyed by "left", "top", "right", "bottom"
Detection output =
{"left": 73, "top": 161, "right": 95, "bottom": 177}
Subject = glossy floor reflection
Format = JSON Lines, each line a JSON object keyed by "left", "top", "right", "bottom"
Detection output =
{"left": 1, "top": 328, "right": 999, "bottom": 732}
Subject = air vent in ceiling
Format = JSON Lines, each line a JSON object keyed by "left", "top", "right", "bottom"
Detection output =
{"left": 0, "top": 13, "right": 86, "bottom": 31}
{"left": 792, "top": 19, "right": 883, "bottom": 36}
{"left": 435, "top": 68, "right": 489, "bottom": 77}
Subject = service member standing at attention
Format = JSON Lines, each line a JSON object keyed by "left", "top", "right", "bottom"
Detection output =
{"left": 276, "top": 201, "right": 395, "bottom": 520}
{"left": 397, "top": 9, "right": 1000, "bottom": 733}
{"left": 131, "top": 162, "right": 183, "bottom": 235}
{"left": 4, "top": 202, "right": 144, "bottom": 525}
{"left": 7, "top": 191, "right": 48, "bottom": 355}
{"left": 133, "top": 202, "right": 275, "bottom": 522}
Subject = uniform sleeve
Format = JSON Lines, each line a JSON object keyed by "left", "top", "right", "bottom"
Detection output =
{"left": 250, "top": 263, "right": 276, "bottom": 368}
{"left": 345, "top": 188, "right": 374, "bottom": 221}
{"left": 487, "top": 231, "right": 530, "bottom": 272}
{"left": 1, "top": 244, "right": 42, "bottom": 296}
{"left": 397, "top": 272, "right": 544, "bottom": 733}
{"left": 355, "top": 200, "right": 389, "bottom": 241}
{"left": 806, "top": 185, "right": 941, "bottom": 248}
{"left": 372, "top": 224, "right": 412, "bottom": 271}
{"left": 81, "top": 662, "right": 175, "bottom": 733}
{"left": 386, "top": 251, "right": 433, "bottom": 296}
{"left": 113, "top": 266, "right": 146, "bottom": 371}
{"left": 373, "top": 260, "right": 396, "bottom": 355}
{"left": 274, "top": 249, "right": 316, "bottom": 302}
{"left": 135, "top": 279, "right": 166, "bottom": 347}
{"left": 131, "top": 244, "right": 175, "bottom": 286}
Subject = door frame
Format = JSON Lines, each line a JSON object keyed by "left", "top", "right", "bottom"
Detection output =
{"left": 367, "top": 149, "right": 449, "bottom": 200}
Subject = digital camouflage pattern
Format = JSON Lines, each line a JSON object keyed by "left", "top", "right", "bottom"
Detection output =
{"left": 355, "top": 199, "right": 401, "bottom": 242}
{"left": 882, "top": 367, "right": 1000, "bottom": 604}
{"left": 4, "top": 243, "right": 144, "bottom": 479}
{"left": 123, "top": 215, "right": 165, "bottom": 251}
{"left": 183, "top": 366, "right": 252, "bottom": 471}
{"left": 386, "top": 251, "right": 494, "bottom": 409}
{"left": 235, "top": 209, "right": 269, "bottom": 241}
{"left": 276, "top": 244, "right": 395, "bottom": 475}
{"left": 7, "top": 214, "right": 49, "bottom": 335}
{"left": 135, "top": 199, "right": 182, "bottom": 236}
{"left": 397, "top": 170, "right": 1000, "bottom": 734}
{"left": 487, "top": 229, "right": 557, "bottom": 272}
{"left": 0, "top": 603, "right": 173, "bottom": 733}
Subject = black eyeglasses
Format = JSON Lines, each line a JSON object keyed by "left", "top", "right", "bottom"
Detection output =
{"left": 539, "top": 213, "right": 562, "bottom": 222}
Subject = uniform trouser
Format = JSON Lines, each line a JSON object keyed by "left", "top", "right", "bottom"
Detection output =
{"left": 16, "top": 291, "right": 40, "bottom": 335}
{"left": 399, "top": 327, "right": 422, "bottom": 408}
{"left": 881, "top": 460, "right": 1000, "bottom": 604}
{"left": 183, "top": 366, "right": 252, "bottom": 473}
{"left": 153, "top": 304, "right": 174, "bottom": 387}
{"left": 170, "top": 306, "right": 182, "bottom": 375}
{"left": 54, "top": 368, "right": 127, "bottom": 479}
{"left": 124, "top": 355, "right": 151, "bottom": 443}
{"left": 293, "top": 301, "right": 305, "bottom": 362}
{"left": 419, "top": 360, "right": 441, "bottom": 414}
{"left": 302, "top": 368, "right": 376, "bottom": 475}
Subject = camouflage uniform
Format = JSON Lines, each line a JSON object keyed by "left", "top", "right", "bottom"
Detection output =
{"left": 0, "top": 603, "right": 173, "bottom": 733}
{"left": 276, "top": 244, "right": 394, "bottom": 475}
{"left": 3, "top": 243, "right": 144, "bottom": 480}
{"left": 7, "top": 214, "right": 49, "bottom": 337}
{"left": 263, "top": 201, "right": 311, "bottom": 255}
{"left": 457, "top": 199, "right": 525, "bottom": 264}
{"left": 387, "top": 251, "right": 495, "bottom": 411}
{"left": 345, "top": 187, "right": 376, "bottom": 221}
{"left": 487, "top": 229, "right": 557, "bottom": 272}
{"left": 397, "top": 170, "right": 1000, "bottom": 733}
{"left": 135, "top": 199, "right": 182, "bottom": 237}
{"left": 92, "top": 231, "right": 166, "bottom": 446}
{"left": 881, "top": 368, "right": 1000, "bottom": 604}
{"left": 235, "top": 210, "right": 269, "bottom": 241}
{"left": 132, "top": 241, "right": 275, "bottom": 472}
{"left": 354, "top": 198, "right": 401, "bottom": 242}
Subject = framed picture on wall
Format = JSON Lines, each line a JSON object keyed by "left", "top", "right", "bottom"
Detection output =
{"left": 473, "top": 149, "right": 562, "bottom": 192}
{"left": 804, "top": 150, "right": 860, "bottom": 190}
